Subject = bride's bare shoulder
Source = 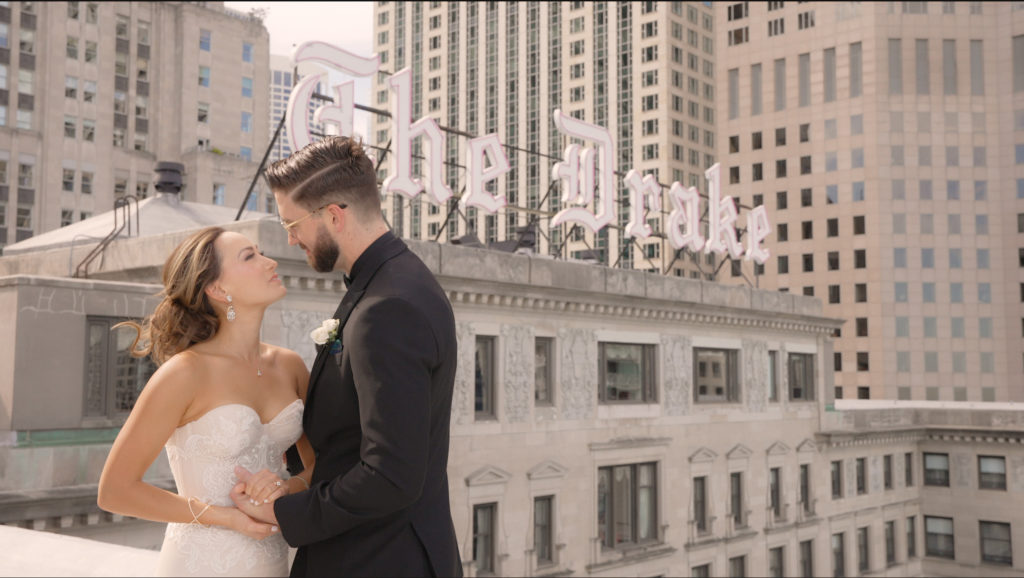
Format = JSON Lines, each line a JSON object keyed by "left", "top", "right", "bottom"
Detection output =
{"left": 263, "top": 344, "right": 310, "bottom": 395}
{"left": 145, "top": 350, "right": 209, "bottom": 393}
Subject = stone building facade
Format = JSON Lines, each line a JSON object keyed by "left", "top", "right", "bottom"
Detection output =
{"left": 0, "top": 216, "right": 1022, "bottom": 576}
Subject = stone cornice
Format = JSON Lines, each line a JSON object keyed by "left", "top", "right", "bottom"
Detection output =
{"left": 445, "top": 288, "right": 839, "bottom": 335}
{"left": 820, "top": 427, "right": 1024, "bottom": 448}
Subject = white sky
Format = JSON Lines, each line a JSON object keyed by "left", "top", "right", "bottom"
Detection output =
{"left": 225, "top": 1, "right": 376, "bottom": 139}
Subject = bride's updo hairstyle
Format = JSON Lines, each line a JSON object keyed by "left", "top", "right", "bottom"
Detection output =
{"left": 119, "top": 226, "right": 226, "bottom": 365}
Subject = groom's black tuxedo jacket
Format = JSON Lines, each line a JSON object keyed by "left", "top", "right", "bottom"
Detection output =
{"left": 274, "top": 232, "right": 462, "bottom": 577}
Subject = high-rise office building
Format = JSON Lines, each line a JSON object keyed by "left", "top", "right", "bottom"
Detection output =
{"left": 717, "top": 1, "right": 1024, "bottom": 401}
{"left": 0, "top": 1, "right": 271, "bottom": 251}
{"left": 269, "top": 54, "right": 325, "bottom": 164}
{"left": 372, "top": 1, "right": 718, "bottom": 277}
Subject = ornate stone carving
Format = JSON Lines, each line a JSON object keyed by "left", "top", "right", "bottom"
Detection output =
{"left": 501, "top": 324, "right": 533, "bottom": 423}
{"left": 558, "top": 328, "right": 596, "bottom": 421}
{"left": 453, "top": 321, "right": 476, "bottom": 425}
{"left": 661, "top": 335, "right": 691, "bottom": 416}
{"left": 743, "top": 339, "right": 768, "bottom": 412}
{"left": 278, "top": 308, "right": 332, "bottom": 369}
{"left": 779, "top": 344, "right": 790, "bottom": 408}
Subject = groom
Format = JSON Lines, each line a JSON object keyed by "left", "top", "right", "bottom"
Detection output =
{"left": 232, "top": 136, "right": 462, "bottom": 577}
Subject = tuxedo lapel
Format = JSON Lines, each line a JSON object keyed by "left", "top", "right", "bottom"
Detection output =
{"left": 302, "top": 233, "right": 409, "bottom": 427}
{"left": 304, "top": 288, "right": 365, "bottom": 426}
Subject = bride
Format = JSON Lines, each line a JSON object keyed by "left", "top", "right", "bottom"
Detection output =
{"left": 98, "top": 226, "right": 315, "bottom": 577}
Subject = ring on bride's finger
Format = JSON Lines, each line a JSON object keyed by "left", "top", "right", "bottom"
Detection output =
{"left": 275, "top": 480, "right": 282, "bottom": 487}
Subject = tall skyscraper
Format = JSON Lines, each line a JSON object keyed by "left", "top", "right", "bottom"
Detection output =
{"left": 0, "top": 1, "right": 271, "bottom": 251}
{"left": 372, "top": 1, "right": 718, "bottom": 278}
{"left": 717, "top": 1, "right": 1024, "bottom": 401}
{"left": 269, "top": 54, "right": 325, "bottom": 164}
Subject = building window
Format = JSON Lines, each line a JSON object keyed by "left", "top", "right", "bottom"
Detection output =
{"left": 978, "top": 456, "right": 1006, "bottom": 490}
{"left": 801, "top": 540, "right": 814, "bottom": 578}
{"left": 788, "top": 352, "right": 815, "bottom": 401}
{"left": 769, "top": 546, "right": 784, "bottom": 578}
{"left": 534, "top": 496, "right": 554, "bottom": 567}
{"left": 885, "top": 520, "right": 897, "bottom": 566}
{"left": 212, "top": 183, "right": 225, "bottom": 206}
{"left": 693, "top": 475, "right": 708, "bottom": 534}
{"left": 729, "top": 555, "right": 746, "bottom": 578}
{"left": 242, "top": 77, "right": 253, "bottom": 98}
{"left": 17, "top": 163, "right": 32, "bottom": 188}
{"left": 599, "top": 343, "right": 656, "bottom": 403}
{"left": 769, "top": 467, "right": 781, "bottom": 520}
{"left": 980, "top": 521, "right": 1012, "bottom": 565}
{"left": 905, "top": 452, "right": 914, "bottom": 486}
{"left": 62, "top": 169, "right": 74, "bottom": 192}
{"left": 730, "top": 471, "right": 746, "bottom": 528}
{"left": 799, "top": 463, "right": 811, "bottom": 514}
{"left": 856, "top": 457, "right": 867, "bottom": 494}
{"left": 694, "top": 347, "right": 739, "bottom": 403}
{"left": 907, "top": 516, "right": 917, "bottom": 558}
{"left": 598, "top": 462, "right": 658, "bottom": 548}
{"left": 81, "top": 171, "right": 92, "bottom": 194}
{"left": 925, "top": 516, "right": 955, "bottom": 559}
{"left": 535, "top": 337, "right": 553, "bottom": 406}
{"left": 240, "top": 147, "right": 252, "bottom": 162}
{"left": 832, "top": 532, "right": 846, "bottom": 577}
{"left": 857, "top": 527, "right": 869, "bottom": 572}
{"left": 924, "top": 453, "right": 950, "bottom": 486}
{"left": 84, "top": 317, "right": 158, "bottom": 419}
{"left": 199, "top": 28, "right": 211, "bottom": 52}
{"left": 198, "top": 66, "right": 211, "bottom": 87}
{"left": 475, "top": 336, "right": 495, "bottom": 420}
{"left": 63, "top": 115, "right": 76, "bottom": 139}
{"left": 83, "top": 80, "right": 96, "bottom": 103}
{"left": 884, "top": 454, "right": 893, "bottom": 489}
{"left": 473, "top": 503, "right": 497, "bottom": 574}
{"left": 242, "top": 42, "right": 253, "bottom": 63}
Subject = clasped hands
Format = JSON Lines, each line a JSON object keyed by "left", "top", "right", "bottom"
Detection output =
{"left": 229, "top": 465, "right": 285, "bottom": 528}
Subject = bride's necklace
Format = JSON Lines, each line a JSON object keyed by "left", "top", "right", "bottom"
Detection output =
{"left": 255, "top": 346, "right": 263, "bottom": 377}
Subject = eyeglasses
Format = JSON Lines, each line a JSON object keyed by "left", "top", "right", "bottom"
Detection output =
{"left": 279, "top": 203, "right": 347, "bottom": 233}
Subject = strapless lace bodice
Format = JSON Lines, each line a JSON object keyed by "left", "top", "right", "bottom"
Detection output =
{"left": 156, "top": 400, "right": 303, "bottom": 577}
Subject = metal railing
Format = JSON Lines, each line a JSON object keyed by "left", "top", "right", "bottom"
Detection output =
{"left": 72, "top": 195, "right": 140, "bottom": 278}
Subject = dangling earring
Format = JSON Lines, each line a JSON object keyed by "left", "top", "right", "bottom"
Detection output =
{"left": 226, "top": 295, "right": 236, "bottom": 322}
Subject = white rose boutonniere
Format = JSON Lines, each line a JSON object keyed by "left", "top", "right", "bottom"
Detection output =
{"left": 310, "top": 318, "right": 342, "bottom": 354}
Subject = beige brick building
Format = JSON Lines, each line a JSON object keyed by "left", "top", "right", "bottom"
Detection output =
{"left": 717, "top": 1, "right": 1024, "bottom": 402}
{"left": 372, "top": 1, "right": 718, "bottom": 277}
{"left": 0, "top": 1, "right": 271, "bottom": 251}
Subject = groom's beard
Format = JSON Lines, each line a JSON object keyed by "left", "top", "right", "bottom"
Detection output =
{"left": 309, "top": 226, "right": 340, "bottom": 273}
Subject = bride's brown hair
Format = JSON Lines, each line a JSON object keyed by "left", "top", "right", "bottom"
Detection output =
{"left": 117, "top": 226, "right": 227, "bottom": 365}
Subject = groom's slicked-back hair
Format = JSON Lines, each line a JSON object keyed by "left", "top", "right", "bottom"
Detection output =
{"left": 265, "top": 136, "right": 379, "bottom": 216}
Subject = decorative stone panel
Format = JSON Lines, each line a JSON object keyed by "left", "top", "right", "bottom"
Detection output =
{"left": 558, "top": 328, "right": 596, "bottom": 421}
{"left": 453, "top": 321, "right": 476, "bottom": 425}
{"left": 278, "top": 309, "right": 330, "bottom": 369}
{"left": 743, "top": 339, "right": 768, "bottom": 413}
{"left": 660, "top": 334, "right": 691, "bottom": 416}
{"left": 501, "top": 324, "right": 533, "bottom": 423}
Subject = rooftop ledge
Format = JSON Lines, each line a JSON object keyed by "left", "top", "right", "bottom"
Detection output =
{"left": 0, "top": 524, "right": 157, "bottom": 576}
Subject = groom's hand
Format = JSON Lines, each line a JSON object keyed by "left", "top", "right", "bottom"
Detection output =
{"left": 231, "top": 467, "right": 279, "bottom": 525}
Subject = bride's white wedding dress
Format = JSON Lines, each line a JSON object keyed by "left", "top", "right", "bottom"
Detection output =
{"left": 155, "top": 399, "right": 304, "bottom": 577}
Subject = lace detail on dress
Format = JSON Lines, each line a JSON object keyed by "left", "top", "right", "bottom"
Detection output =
{"left": 156, "top": 400, "right": 304, "bottom": 577}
